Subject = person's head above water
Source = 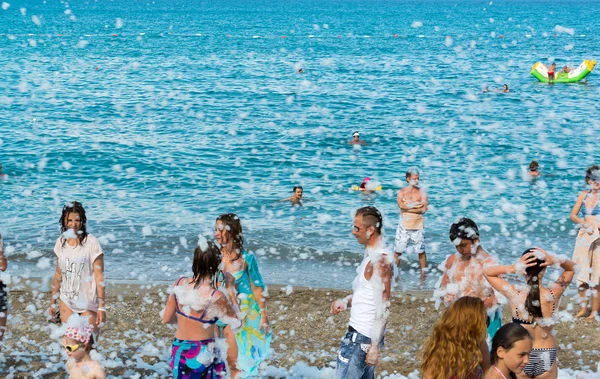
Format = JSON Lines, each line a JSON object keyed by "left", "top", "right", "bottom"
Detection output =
{"left": 529, "top": 161, "right": 539, "bottom": 172}
{"left": 490, "top": 323, "right": 533, "bottom": 378}
{"left": 352, "top": 206, "right": 383, "bottom": 245}
{"left": 449, "top": 217, "right": 480, "bottom": 257}
{"left": 292, "top": 186, "right": 303, "bottom": 199}
{"left": 420, "top": 296, "right": 487, "bottom": 379}
{"left": 191, "top": 239, "right": 222, "bottom": 288}
{"left": 352, "top": 131, "right": 360, "bottom": 140}
{"left": 406, "top": 167, "right": 420, "bottom": 185}
{"left": 215, "top": 213, "right": 243, "bottom": 260}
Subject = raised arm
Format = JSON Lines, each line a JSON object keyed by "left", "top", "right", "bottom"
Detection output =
{"left": 366, "top": 256, "right": 392, "bottom": 366}
{"left": 542, "top": 252, "right": 576, "bottom": 298}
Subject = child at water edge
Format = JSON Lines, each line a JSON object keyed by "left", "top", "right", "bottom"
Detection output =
{"left": 62, "top": 324, "right": 106, "bottom": 379}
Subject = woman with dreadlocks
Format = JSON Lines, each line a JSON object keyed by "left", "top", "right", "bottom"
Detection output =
{"left": 48, "top": 202, "right": 106, "bottom": 331}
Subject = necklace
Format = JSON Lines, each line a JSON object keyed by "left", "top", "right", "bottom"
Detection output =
{"left": 493, "top": 366, "right": 508, "bottom": 379}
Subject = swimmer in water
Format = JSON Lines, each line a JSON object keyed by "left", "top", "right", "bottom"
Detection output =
{"left": 483, "top": 86, "right": 489, "bottom": 93}
{"left": 0, "top": 164, "right": 6, "bottom": 180}
{"left": 349, "top": 131, "right": 367, "bottom": 145}
{"left": 528, "top": 161, "right": 540, "bottom": 178}
{"left": 502, "top": 84, "right": 509, "bottom": 93}
{"left": 279, "top": 186, "right": 303, "bottom": 205}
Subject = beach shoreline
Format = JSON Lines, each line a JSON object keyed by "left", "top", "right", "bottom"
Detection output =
{"left": 2, "top": 279, "right": 599, "bottom": 378}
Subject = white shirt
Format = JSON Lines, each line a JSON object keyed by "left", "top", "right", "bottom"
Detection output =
{"left": 54, "top": 234, "right": 103, "bottom": 313}
{"left": 349, "top": 241, "right": 391, "bottom": 339}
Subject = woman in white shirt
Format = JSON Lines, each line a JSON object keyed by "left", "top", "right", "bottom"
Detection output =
{"left": 48, "top": 202, "right": 106, "bottom": 331}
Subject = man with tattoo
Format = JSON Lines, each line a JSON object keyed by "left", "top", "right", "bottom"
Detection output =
{"left": 331, "top": 206, "right": 393, "bottom": 378}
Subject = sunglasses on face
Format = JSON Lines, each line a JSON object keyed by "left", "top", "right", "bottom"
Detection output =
{"left": 63, "top": 343, "right": 81, "bottom": 352}
{"left": 353, "top": 225, "right": 361, "bottom": 232}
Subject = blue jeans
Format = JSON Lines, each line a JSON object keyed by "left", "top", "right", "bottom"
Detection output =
{"left": 336, "top": 327, "right": 382, "bottom": 379}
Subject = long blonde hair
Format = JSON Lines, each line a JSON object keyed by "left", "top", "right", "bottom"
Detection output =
{"left": 420, "top": 296, "right": 487, "bottom": 379}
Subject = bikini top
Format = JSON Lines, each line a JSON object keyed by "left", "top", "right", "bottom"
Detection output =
{"left": 581, "top": 190, "right": 600, "bottom": 217}
{"left": 174, "top": 277, "right": 218, "bottom": 324}
{"left": 512, "top": 288, "right": 555, "bottom": 325}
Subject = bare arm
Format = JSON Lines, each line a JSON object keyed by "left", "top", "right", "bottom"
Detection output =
{"left": 483, "top": 264, "right": 517, "bottom": 300}
{"left": 214, "top": 293, "right": 243, "bottom": 332}
{"left": 48, "top": 261, "right": 62, "bottom": 318}
{"left": 331, "top": 294, "right": 353, "bottom": 314}
{"left": 548, "top": 257, "right": 576, "bottom": 298}
{"left": 93, "top": 255, "right": 106, "bottom": 324}
{"left": 162, "top": 282, "right": 178, "bottom": 324}
{"left": 570, "top": 191, "right": 587, "bottom": 225}
{"left": 366, "top": 257, "right": 392, "bottom": 366}
{"left": 249, "top": 277, "right": 270, "bottom": 334}
{"left": 479, "top": 339, "right": 491, "bottom": 372}
{"left": 0, "top": 246, "right": 6, "bottom": 272}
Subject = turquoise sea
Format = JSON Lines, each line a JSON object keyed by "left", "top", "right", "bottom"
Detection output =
{"left": 1, "top": 0, "right": 599, "bottom": 289}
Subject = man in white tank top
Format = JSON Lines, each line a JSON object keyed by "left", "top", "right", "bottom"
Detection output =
{"left": 331, "top": 206, "right": 393, "bottom": 379}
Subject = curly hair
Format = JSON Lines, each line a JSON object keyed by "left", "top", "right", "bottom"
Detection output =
{"left": 59, "top": 201, "right": 88, "bottom": 247}
{"left": 420, "top": 296, "right": 487, "bottom": 379}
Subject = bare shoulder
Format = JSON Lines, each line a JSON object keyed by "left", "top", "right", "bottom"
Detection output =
{"left": 445, "top": 253, "right": 456, "bottom": 267}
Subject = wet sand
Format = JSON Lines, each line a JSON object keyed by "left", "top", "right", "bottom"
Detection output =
{"left": 1, "top": 280, "right": 599, "bottom": 378}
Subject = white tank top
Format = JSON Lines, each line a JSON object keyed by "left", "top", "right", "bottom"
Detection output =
{"left": 349, "top": 255, "right": 376, "bottom": 338}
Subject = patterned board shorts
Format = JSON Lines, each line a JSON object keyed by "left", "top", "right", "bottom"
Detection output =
{"left": 394, "top": 223, "right": 425, "bottom": 254}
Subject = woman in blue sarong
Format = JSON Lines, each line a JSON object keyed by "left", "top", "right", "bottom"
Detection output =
{"left": 215, "top": 213, "right": 272, "bottom": 378}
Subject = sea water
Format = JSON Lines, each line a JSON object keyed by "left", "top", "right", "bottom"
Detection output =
{"left": 1, "top": 0, "right": 599, "bottom": 289}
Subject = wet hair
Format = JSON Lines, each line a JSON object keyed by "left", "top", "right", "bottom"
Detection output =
{"left": 293, "top": 186, "right": 303, "bottom": 193}
{"left": 59, "top": 201, "right": 88, "bottom": 246}
{"left": 585, "top": 165, "right": 600, "bottom": 184}
{"left": 504, "top": 84, "right": 508, "bottom": 89}
{"left": 406, "top": 167, "right": 420, "bottom": 179}
{"left": 491, "top": 323, "right": 532, "bottom": 379}
{"left": 355, "top": 206, "right": 383, "bottom": 234}
{"left": 216, "top": 213, "right": 244, "bottom": 261}
{"left": 420, "top": 297, "right": 487, "bottom": 379}
{"left": 191, "top": 240, "right": 222, "bottom": 288}
{"left": 449, "top": 217, "right": 479, "bottom": 242}
{"left": 521, "top": 249, "right": 546, "bottom": 319}
{"left": 529, "top": 161, "right": 539, "bottom": 171}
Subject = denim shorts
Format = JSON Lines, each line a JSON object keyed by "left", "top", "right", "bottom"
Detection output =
{"left": 336, "top": 326, "right": 383, "bottom": 379}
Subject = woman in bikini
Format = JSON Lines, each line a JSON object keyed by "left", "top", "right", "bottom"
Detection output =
{"left": 420, "top": 296, "right": 491, "bottom": 379}
{"left": 215, "top": 213, "right": 272, "bottom": 378}
{"left": 484, "top": 248, "right": 575, "bottom": 379}
{"left": 162, "top": 240, "right": 242, "bottom": 378}
{"left": 570, "top": 166, "right": 600, "bottom": 320}
{"left": 48, "top": 202, "right": 106, "bottom": 332}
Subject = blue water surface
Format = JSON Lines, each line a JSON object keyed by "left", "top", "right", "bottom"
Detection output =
{"left": 1, "top": 0, "right": 599, "bottom": 288}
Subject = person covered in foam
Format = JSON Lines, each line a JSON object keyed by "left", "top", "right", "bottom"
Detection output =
{"left": 61, "top": 317, "right": 106, "bottom": 379}
{"left": 436, "top": 217, "right": 502, "bottom": 341}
